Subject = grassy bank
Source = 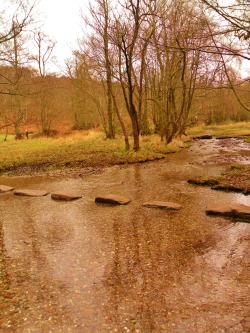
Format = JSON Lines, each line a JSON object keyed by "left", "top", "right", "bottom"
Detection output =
{"left": 0, "top": 130, "right": 187, "bottom": 175}
{"left": 1, "top": 122, "right": 249, "bottom": 176}
{"left": 187, "top": 121, "right": 250, "bottom": 138}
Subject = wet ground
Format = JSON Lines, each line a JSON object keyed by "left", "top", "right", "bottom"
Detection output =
{"left": 0, "top": 138, "right": 250, "bottom": 333}
{"left": 190, "top": 137, "right": 250, "bottom": 165}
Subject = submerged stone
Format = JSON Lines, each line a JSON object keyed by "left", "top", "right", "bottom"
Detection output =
{"left": 0, "top": 185, "right": 14, "bottom": 193}
{"left": 188, "top": 178, "right": 219, "bottom": 186}
{"left": 143, "top": 201, "right": 182, "bottom": 210}
{"left": 51, "top": 192, "right": 82, "bottom": 201}
{"left": 95, "top": 194, "right": 131, "bottom": 205}
{"left": 244, "top": 187, "right": 250, "bottom": 195}
{"left": 211, "top": 184, "right": 249, "bottom": 195}
{"left": 14, "top": 189, "right": 49, "bottom": 197}
{"left": 206, "top": 203, "right": 250, "bottom": 220}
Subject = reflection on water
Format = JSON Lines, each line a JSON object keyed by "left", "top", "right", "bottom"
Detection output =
{"left": 0, "top": 140, "right": 250, "bottom": 332}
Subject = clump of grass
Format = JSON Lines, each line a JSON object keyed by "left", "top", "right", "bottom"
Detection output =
{"left": 59, "top": 129, "right": 104, "bottom": 143}
{"left": 164, "top": 138, "right": 188, "bottom": 153}
{"left": 245, "top": 136, "right": 250, "bottom": 143}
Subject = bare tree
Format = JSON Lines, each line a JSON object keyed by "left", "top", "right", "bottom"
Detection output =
{"left": 147, "top": 0, "right": 218, "bottom": 142}
{"left": 81, "top": 0, "right": 116, "bottom": 139}
{"left": 111, "top": 0, "right": 156, "bottom": 151}
{"left": 0, "top": 0, "right": 37, "bottom": 137}
{"left": 205, "top": 17, "right": 250, "bottom": 112}
{"left": 200, "top": 0, "right": 250, "bottom": 113}
{"left": 200, "top": 0, "right": 250, "bottom": 41}
{"left": 0, "top": 1, "right": 37, "bottom": 46}
{"left": 31, "top": 31, "right": 56, "bottom": 135}
{"left": 0, "top": 20, "right": 32, "bottom": 138}
{"left": 76, "top": 0, "right": 131, "bottom": 148}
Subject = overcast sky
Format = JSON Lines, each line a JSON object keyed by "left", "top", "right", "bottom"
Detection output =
{"left": 37, "top": 0, "right": 88, "bottom": 71}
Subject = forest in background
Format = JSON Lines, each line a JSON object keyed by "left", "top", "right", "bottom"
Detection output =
{"left": 0, "top": 0, "right": 250, "bottom": 150}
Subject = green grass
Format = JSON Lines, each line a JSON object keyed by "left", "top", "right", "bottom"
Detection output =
{"left": 0, "top": 134, "right": 15, "bottom": 141}
{"left": 187, "top": 121, "right": 250, "bottom": 137}
{"left": 0, "top": 131, "right": 185, "bottom": 174}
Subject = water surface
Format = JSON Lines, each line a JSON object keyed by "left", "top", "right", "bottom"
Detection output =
{"left": 0, "top": 139, "right": 249, "bottom": 332}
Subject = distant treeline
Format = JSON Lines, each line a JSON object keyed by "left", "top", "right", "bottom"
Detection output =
{"left": 0, "top": 0, "right": 249, "bottom": 150}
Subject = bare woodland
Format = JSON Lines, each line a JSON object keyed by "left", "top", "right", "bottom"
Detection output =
{"left": 0, "top": 0, "right": 250, "bottom": 150}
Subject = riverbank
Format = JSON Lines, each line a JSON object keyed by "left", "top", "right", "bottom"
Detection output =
{"left": 0, "top": 123, "right": 249, "bottom": 180}
{"left": 0, "top": 131, "right": 188, "bottom": 176}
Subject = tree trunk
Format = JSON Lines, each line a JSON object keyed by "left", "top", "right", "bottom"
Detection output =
{"left": 111, "top": 90, "right": 130, "bottom": 150}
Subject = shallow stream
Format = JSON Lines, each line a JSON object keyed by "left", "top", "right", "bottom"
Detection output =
{"left": 0, "top": 139, "right": 250, "bottom": 333}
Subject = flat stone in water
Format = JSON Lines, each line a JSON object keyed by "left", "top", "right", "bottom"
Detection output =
{"left": 188, "top": 178, "right": 219, "bottom": 186}
{"left": 14, "top": 189, "right": 49, "bottom": 197}
{"left": 143, "top": 201, "right": 182, "bottom": 210}
{"left": 206, "top": 203, "right": 250, "bottom": 220}
{"left": 51, "top": 192, "right": 82, "bottom": 201}
{"left": 211, "top": 184, "right": 249, "bottom": 194}
{"left": 95, "top": 194, "right": 131, "bottom": 205}
{"left": 0, "top": 185, "right": 14, "bottom": 193}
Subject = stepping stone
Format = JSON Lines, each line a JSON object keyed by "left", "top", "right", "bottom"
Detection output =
{"left": 244, "top": 187, "right": 250, "bottom": 195}
{"left": 95, "top": 194, "right": 131, "bottom": 205}
{"left": 206, "top": 203, "right": 250, "bottom": 220}
{"left": 0, "top": 185, "right": 14, "bottom": 193}
{"left": 211, "top": 184, "right": 246, "bottom": 194}
{"left": 188, "top": 178, "right": 219, "bottom": 186}
{"left": 14, "top": 189, "right": 49, "bottom": 197}
{"left": 51, "top": 192, "right": 82, "bottom": 201}
{"left": 143, "top": 201, "right": 182, "bottom": 210}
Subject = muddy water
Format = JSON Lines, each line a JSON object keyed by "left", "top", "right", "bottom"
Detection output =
{"left": 0, "top": 139, "right": 250, "bottom": 333}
